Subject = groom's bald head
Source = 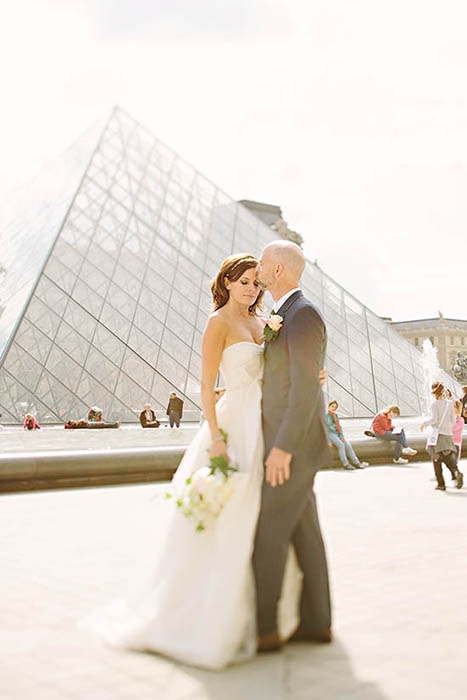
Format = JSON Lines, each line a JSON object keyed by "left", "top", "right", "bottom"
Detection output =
{"left": 261, "top": 240, "right": 305, "bottom": 282}
{"left": 257, "top": 240, "right": 306, "bottom": 299}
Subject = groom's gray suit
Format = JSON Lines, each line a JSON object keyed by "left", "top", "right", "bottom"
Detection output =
{"left": 253, "top": 290, "right": 332, "bottom": 637}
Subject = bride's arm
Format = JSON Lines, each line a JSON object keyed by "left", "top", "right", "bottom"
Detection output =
{"left": 201, "top": 315, "right": 229, "bottom": 459}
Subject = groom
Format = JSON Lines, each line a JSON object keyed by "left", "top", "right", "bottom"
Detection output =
{"left": 253, "top": 240, "right": 332, "bottom": 652}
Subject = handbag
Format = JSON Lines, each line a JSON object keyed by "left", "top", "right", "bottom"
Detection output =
{"left": 426, "top": 401, "right": 451, "bottom": 447}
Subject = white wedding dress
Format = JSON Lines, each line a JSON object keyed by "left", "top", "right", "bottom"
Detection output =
{"left": 95, "top": 341, "right": 301, "bottom": 670}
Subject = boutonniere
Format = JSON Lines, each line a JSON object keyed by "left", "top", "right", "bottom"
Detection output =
{"left": 263, "top": 313, "right": 283, "bottom": 342}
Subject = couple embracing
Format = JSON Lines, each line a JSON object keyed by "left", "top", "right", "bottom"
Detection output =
{"left": 102, "top": 240, "right": 332, "bottom": 669}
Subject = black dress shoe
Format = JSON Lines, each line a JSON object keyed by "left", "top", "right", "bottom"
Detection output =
{"left": 289, "top": 627, "right": 332, "bottom": 644}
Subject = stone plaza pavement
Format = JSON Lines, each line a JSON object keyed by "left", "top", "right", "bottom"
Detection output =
{"left": 1, "top": 459, "right": 466, "bottom": 700}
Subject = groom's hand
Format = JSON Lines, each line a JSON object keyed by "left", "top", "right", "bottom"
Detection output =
{"left": 319, "top": 368, "right": 328, "bottom": 386}
{"left": 265, "top": 447, "right": 292, "bottom": 487}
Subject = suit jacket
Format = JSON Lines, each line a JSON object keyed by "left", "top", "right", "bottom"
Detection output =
{"left": 166, "top": 397, "right": 184, "bottom": 417}
{"left": 262, "top": 290, "right": 330, "bottom": 469}
{"left": 139, "top": 409, "right": 159, "bottom": 427}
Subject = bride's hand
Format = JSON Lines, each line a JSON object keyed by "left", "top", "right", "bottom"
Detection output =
{"left": 209, "top": 439, "right": 229, "bottom": 461}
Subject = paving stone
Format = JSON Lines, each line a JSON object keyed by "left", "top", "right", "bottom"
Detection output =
{"left": 0, "top": 459, "right": 465, "bottom": 699}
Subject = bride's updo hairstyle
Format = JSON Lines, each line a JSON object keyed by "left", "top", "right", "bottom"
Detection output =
{"left": 211, "top": 254, "right": 264, "bottom": 314}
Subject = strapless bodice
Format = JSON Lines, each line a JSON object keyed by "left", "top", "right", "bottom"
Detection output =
{"left": 219, "top": 342, "right": 264, "bottom": 391}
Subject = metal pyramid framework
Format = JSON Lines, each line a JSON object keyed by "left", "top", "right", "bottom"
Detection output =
{"left": 0, "top": 107, "right": 459, "bottom": 423}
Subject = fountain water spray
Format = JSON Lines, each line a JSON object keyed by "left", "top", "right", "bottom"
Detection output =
{"left": 421, "top": 339, "right": 441, "bottom": 415}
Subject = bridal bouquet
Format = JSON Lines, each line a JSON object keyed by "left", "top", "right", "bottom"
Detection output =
{"left": 166, "top": 432, "right": 241, "bottom": 532}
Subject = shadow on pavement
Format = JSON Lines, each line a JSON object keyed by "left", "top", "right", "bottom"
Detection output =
{"left": 173, "top": 639, "right": 389, "bottom": 700}
{"left": 285, "top": 638, "right": 389, "bottom": 699}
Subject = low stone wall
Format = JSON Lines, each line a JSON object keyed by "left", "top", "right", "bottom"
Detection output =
{"left": 0, "top": 447, "right": 182, "bottom": 493}
{"left": 1, "top": 435, "right": 465, "bottom": 493}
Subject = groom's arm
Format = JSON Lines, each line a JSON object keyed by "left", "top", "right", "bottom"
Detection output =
{"left": 273, "top": 305, "right": 326, "bottom": 455}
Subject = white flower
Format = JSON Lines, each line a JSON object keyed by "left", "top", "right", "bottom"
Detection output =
{"left": 266, "top": 314, "right": 283, "bottom": 332}
{"left": 191, "top": 467, "right": 211, "bottom": 494}
{"left": 171, "top": 464, "right": 243, "bottom": 532}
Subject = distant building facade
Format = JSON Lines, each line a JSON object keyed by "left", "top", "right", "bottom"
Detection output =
{"left": 239, "top": 200, "right": 304, "bottom": 247}
{"left": 390, "top": 314, "right": 467, "bottom": 372}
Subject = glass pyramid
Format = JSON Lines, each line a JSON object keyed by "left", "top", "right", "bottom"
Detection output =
{"left": 0, "top": 107, "right": 459, "bottom": 423}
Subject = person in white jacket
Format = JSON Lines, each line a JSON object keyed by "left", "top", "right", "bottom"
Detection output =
{"left": 421, "top": 381, "right": 463, "bottom": 491}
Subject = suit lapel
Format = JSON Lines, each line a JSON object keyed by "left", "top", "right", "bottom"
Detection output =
{"left": 264, "top": 290, "right": 303, "bottom": 358}
{"left": 275, "top": 289, "right": 303, "bottom": 318}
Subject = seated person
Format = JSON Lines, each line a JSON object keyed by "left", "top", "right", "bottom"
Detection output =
{"left": 370, "top": 405, "right": 417, "bottom": 464}
{"left": 65, "top": 420, "right": 88, "bottom": 429}
{"left": 88, "top": 406, "right": 103, "bottom": 422}
{"left": 65, "top": 419, "right": 121, "bottom": 429}
{"left": 24, "top": 413, "right": 41, "bottom": 430}
{"left": 140, "top": 404, "right": 160, "bottom": 428}
{"left": 65, "top": 407, "right": 121, "bottom": 429}
{"left": 327, "top": 400, "right": 368, "bottom": 470}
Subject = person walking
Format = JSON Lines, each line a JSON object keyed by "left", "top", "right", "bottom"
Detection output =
{"left": 421, "top": 381, "right": 463, "bottom": 491}
{"left": 327, "top": 400, "right": 368, "bottom": 469}
{"left": 371, "top": 405, "right": 417, "bottom": 464}
{"left": 166, "top": 392, "right": 184, "bottom": 428}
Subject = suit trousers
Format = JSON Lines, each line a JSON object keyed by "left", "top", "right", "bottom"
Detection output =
{"left": 253, "top": 457, "right": 331, "bottom": 637}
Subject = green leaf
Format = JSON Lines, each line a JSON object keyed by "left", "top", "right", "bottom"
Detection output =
{"left": 208, "top": 454, "right": 238, "bottom": 478}
{"left": 185, "top": 477, "right": 191, "bottom": 485}
{"left": 210, "top": 455, "right": 230, "bottom": 470}
{"left": 196, "top": 522, "right": 205, "bottom": 532}
{"left": 219, "top": 427, "right": 228, "bottom": 443}
{"left": 176, "top": 499, "right": 183, "bottom": 507}
{"left": 164, "top": 491, "right": 172, "bottom": 499}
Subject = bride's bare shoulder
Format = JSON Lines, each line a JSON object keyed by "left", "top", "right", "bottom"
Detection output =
{"left": 204, "top": 310, "right": 229, "bottom": 339}
{"left": 208, "top": 308, "right": 228, "bottom": 325}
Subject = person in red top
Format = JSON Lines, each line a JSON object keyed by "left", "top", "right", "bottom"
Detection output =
{"left": 23, "top": 413, "right": 41, "bottom": 431}
{"left": 371, "top": 405, "right": 417, "bottom": 464}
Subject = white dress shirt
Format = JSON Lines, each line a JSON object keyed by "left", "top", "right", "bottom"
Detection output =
{"left": 272, "top": 287, "right": 301, "bottom": 314}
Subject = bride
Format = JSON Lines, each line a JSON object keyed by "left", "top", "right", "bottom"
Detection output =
{"left": 96, "top": 253, "right": 307, "bottom": 669}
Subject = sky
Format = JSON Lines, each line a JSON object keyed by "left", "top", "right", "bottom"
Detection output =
{"left": 0, "top": 0, "right": 466, "bottom": 321}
